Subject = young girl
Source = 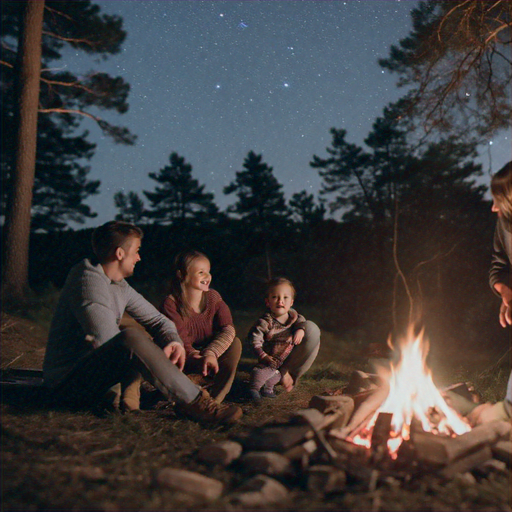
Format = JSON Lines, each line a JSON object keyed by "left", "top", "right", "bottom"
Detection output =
{"left": 160, "top": 250, "right": 241, "bottom": 403}
{"left": 247, "top": 277, "right": 320, "bottom": 400}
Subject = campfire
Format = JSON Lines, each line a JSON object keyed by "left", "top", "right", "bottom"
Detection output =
{"left": 227, "top": 324, "right": 511, "bottom": 490}
{"left": 348, "top": 326, "right": 471, "bottom": 457}
{"left": 163, "top": 325, "right": 510, "bottom": 505}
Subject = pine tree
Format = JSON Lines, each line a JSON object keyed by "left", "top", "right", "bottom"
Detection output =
{"left": 224, "top": 151, "right": 290, "bottom": 279}
{"left": 310, "top": 128, "right": 375, "bottom": 220}
{"left": 289, "top": 191, "right": 325, "bottom": 224}
{"left": 311, "top": 102, "right": 482, "bottom": 226}
{"left": 1, "top": 0, "right": 134, "bottom": 303}
{"left": 1, "top": 1, "right": 135, "bottom": 231}
{"left": 144, "top": 152, "right": 218, "bottom": 224}
{"left": 114, "top": 191, "right": 146, "bottom": 224}
{"left": 224, "top": 151, "right": 290, "bottom": 228}
{"left": 379, "top": 0, "right": 512, "bottom": 141}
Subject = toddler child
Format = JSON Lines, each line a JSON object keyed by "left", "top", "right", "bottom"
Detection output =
{"left": 247, "top": 277, "right": 306, "bottom": 401}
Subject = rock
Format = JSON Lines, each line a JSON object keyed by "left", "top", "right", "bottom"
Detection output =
{"left": 284, "top": 439, "right": 318, "bottom": 461}
{"left": 197, "top": 440, "right": 243, "bottom": 466}
{"left": 243, "top": 424, "right": 311, "bottom": 451}
{"left": 239, "top": 451, "right": 294, "bottom": 478}
{"left": 155, "top": 468, "right": 223, "bottom": 502}
{"left": 307, "top": 465, "right": 346, "bottom": 493}
{"left": 228, "top": 475, "right": 289, "bottom": 507}
{"left": 73, "top": 466, "right": 107, "bottom": 481}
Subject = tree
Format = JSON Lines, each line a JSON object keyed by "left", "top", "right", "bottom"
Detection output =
{"left": 144, "top": 152, "right": 218, "bottom": 224}
{"left": 114, "top": 191, "right": 146, "bottom": 224}
{"left": 311, "top": 103, "right": 417, "bottom": 224}
{"left": 1, "top": 0, "right": 134, "bottom": 303}
{"left": 2, "top": 0, "right": 45, "bottom": 303}
{"left": 289, "top": 191, "right": 325, "bottom": 224}
{"left": 224, "top": 151, "right": 290, "bottom": 278}
{"left": 224, "top": 151, "right": 290, "bottom": 227}
{"left": 379, "top": 0, "right": 512, "bottom": 141}
{"left": 1, "top": 0, "right": 134, "bottom": 230}
{"left": 310, "top": 127, "right": 376, "bottom": 221}
{"left": 311, "top": 102, "right": 484, "bottom": 258}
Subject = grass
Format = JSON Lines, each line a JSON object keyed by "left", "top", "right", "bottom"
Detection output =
{"left": 1, "top": 308, "right": 511, "bottom": 511}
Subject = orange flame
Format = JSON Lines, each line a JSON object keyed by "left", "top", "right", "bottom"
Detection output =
{"left": 352, "top": 326, "right": 471, "bottom": 455}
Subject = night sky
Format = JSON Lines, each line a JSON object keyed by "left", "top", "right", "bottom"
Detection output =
{"left": 66, "top": 0, "right": 511, "bottom": 227}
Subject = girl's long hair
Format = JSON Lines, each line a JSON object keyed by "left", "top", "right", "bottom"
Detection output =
{"left": 491, "top": 161, "right": 512, "bottom": 228}
{"left": 167, "top": 250, "right": 209, "bottom": 317}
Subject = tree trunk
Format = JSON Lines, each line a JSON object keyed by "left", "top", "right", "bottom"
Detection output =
{"left": 2, "top": 0, "right": 45, "bottom": 304}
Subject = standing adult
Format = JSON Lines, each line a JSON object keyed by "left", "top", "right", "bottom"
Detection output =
{"left": 42, "top": 221, "right": 242, "bottom": 424}
{"left": 468, "top": 161, "right": 512, "bottom": 425}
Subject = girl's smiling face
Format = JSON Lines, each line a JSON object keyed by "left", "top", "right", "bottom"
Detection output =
{"left": 183, "top": 256, "right": 211, "bottom": 292}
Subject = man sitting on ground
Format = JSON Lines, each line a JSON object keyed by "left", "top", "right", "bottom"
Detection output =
{"left": 43, "top": 220, "right": 242, "bottom": 424}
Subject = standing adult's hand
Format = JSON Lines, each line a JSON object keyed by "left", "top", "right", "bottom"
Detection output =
{"left": 495, "top": 284, "right": 512, "bottom": 328}
{"left": 164, "top": 341, "right": 186, "bottom": 370}
{"left": 500, "top": 298, "right": 512, "bottom": 327}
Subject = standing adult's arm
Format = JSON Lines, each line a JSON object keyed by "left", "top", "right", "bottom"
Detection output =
{"left": 489, "top": 220, "right": 511, "bottom": 295}
{"left": 489, "top": 218, "right": 512, "bottom": 327}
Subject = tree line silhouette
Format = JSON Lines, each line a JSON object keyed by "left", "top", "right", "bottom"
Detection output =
{"left": 2, "top": 1, "right": 509, "bottom": 359}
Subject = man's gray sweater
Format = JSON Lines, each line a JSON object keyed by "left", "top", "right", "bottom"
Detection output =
{"left": 43, "top": 259, "right": 182, "bottom": 386}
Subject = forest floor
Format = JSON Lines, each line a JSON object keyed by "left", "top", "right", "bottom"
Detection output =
{"left": 1, "top": 310, "right": 510, "bottom": 512}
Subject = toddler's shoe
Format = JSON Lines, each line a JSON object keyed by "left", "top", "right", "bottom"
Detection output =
{"left": 261, "top": 388, "right": 277, "bottom": 398}
{"left": 249, "top": 389, "right": 262, "bottom": 402}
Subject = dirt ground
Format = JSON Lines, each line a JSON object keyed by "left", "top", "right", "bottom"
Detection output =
{"left": 1, "top": 311, "right": 511, "bottom": 512}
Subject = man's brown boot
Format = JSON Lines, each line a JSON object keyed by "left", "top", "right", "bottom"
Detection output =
{"left": 178, "top": 388, "right": 242, "bottom": 425}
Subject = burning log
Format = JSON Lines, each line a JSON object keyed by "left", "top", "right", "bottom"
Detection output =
{"left": 333, "top": 384, "right": 390, "bottom": 440}
{"left": 370, "top": 412, "right": 393, "bottom": 465}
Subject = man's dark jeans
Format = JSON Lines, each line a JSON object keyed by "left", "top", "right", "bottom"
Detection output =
{"left": 49, "top": 328, "right": 200, "bottom": 409}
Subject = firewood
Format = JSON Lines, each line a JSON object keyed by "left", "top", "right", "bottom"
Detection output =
{"left": 299, "top": 411, "right": 339, "bottom": 462}
{"left": 292, "top": 407, "right": 353, "bottom": 432}
{"left": 370, "top": 412, "right": 393, "bottom": 464}
{"left": 290, "top": 409, "right": 325, "bottom": 429}
{"left": 333, "top": 384, "right": 390, "bottom": 439}
{"left": 283, "top": 439, "right": 317, "bottom": 461}
{"left": 491, "top": 440, "right": 511, "bottom": 467}
{"left": 309, "top": 395, "right": 355, "bottom": 416}
{"left": 371, "top": 412, "right": 393, "bottom": 449}
{"left": 440, "top": 445, "right": 493, "bottom": 480}
{"left": 306, "top": 465, "right": 346, "bottom": 493}
{"left": 239, "top": 451, "right": 295, "bottom": 479}
{"left": 327, "top": 435, "right": 371, "bottom": 462}
{"left": 344, "top": 370, "right": 381, "bottom": 395}
{"left": 412, "top": 420, "right": 511, "bottom": 465}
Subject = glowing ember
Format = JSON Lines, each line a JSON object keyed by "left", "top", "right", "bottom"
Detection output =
{"left": 351, "top": 326, "right": 471, "bottom": 456}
